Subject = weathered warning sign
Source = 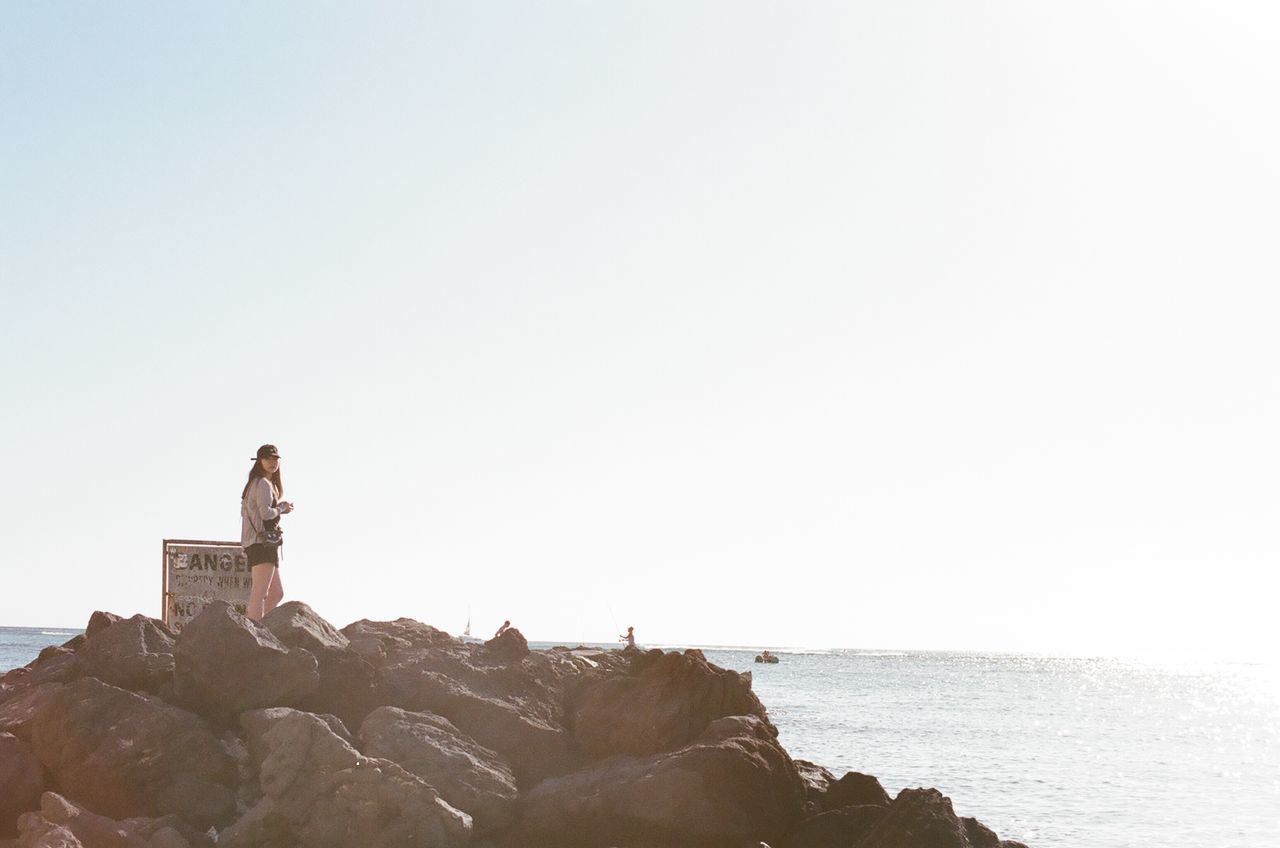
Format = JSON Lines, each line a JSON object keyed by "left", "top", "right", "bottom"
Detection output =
{"left": 162, "top": 540, "right": 251, "bottom": 631}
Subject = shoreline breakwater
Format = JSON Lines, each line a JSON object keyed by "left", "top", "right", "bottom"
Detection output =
{"left": 0, "top": 602, "right": 1029, "bottom": 847}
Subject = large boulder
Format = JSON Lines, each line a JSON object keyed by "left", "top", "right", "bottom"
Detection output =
{"left": 1, "top": 733, "right": 44, "bottom": 837}
{"left": 391, "top": 668, "right": 576, "bottom": 786}
{"left": 224, "top": 707, "right": 472, "bottom": 848}
{"left": 855, "top": 788, "right": 1028, "bottom": 848}
{"left": 1, "top": 650, "right": 80, "bottom": 704}
{"left": 778, "top": 806, "right": 888, "bottom": 848}
{"left": 20, "top": 678, "right": 236, "bottom": 829}
{"left": 793, "top": 760, "right": 834, "bottom": 815}
{"left": 568, "top": 648, "right": 774, "bottom": 760}
{"left": 73, "top": 615, "right": 175, "bottom": 694}
{"left": 825, "top": 772, "right": 891, "bottom": 811}
{"left": 518, "top": 714, "right": 805, "bottom": 848}
{"left": 173, "top": 601, "right": 318, "bottom": 720}
{"left": 358, "top": 706, "right": 518, "bottom": 834}
{"left": 84, "top": 611, "right": 123, "bottom": 640}
{"left": 262, "top": 603, "right": 379, "bottom": 731}
{"left": 483, "top": 627, "right": 529, "bottom": 662}
{"left": 339, "top": 618, "right": 456, "bottom": 668}
{"left": 13, "top": 792, "right": 211, "bottom": 848}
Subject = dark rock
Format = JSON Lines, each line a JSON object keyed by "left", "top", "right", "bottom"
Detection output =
{"left": 358, "top": 706, "right": 518, "bottom": 835}
{"left": 484, "top": 628, "right": 529, "bottom": 662}
{"left": 16, "top": 792, "right": 144, "bottom": 848}
{"left": 519, "top": 714, "right": 804, "bottom": 848}
{"left": 393, "top": 669, "right": 576, "bottom": 786}
{"left": 825, "top": 772, "right": 891, "bottom": 811}
{"left": 262, "top": 602, "right": 349, "bottom": 654}
{"left": 339, "top": 618, "right": 456, "bottom": 668}
{"left": 262, "top": 603, "right": 378, "bottom": 731}
{"left": 0, "top": 733, "right": 43, "bottom": 838}
{"left": 0, "top": 685, "right": 64, "bottom": 738}
{"left": 855, "top": 788, "right": 1024, "bottom": 848}
{"left": 21, "top": 677, "right": 236, "bottom": 829}
{"left": 85, "top": 611, "right": 123, "bottom": 641}
{"left": 173, "top": 601, "right": 318, "bottom": 719}
{"left": 13, "top": 791, "right": 213, "bottom": 848}
{"left": 778, "top": 805, "right": 888, "bottom": 848}
{"left": 74, "top": 614, "right": 175, "bottom": 694}
{"left": 794, "top": 760, "right": 835, "bottom": 815}
{"left": 569, "top": 648, "right": 775, "bottom": 760}
{"left": 226, "top": 707, "right": 472, "bottom": 848}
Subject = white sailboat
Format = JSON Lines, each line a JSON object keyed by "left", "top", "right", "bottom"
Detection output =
{"left": 461, "top": 606, "right": 482, "bottom": 643}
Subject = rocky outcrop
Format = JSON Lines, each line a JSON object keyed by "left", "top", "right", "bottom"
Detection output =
{"left": 568, "top": 648, "right": 773, "bottom": 759}
{"left": 483, "top": 627, "right": 529, "bottom": 662}
{"left": 388, "top": 668, "right": 576, "bottom": 786}
{"left": 262, "top": 602, "right": 379, "bottom": 731}
{"left": 358, "top": 706, "right": 518, "bottom": 834}
{"left": 19, "top": 678, "right": 236, "bottom": 829}
{"left": 73, "top": 614, "right": 175, "bottom": 694}
{"left": 173, "top": 602, "right": 319, "bottom": 720}
{"left": 0, "top": 604, "right": 1032, "bottom": 848}
{"left": 824, "top": 771, "right": 892, "bottom": 811}
{"left": 13, "top": 792, "right": 212, "bottom": 848}
{"left": 224, "top": 707, "right": 472, "bottom": 848}
{"left": 856, "top": 788, "right": 1030, "bottom": 848}
{"left": 0, "top": 733, "right": 43, "bottom": 837}
{"left": 779, "top": 805, "right": 889, "bottom": 848}
{"left": 519, "top": 714, "right": 805, "bottom": 847}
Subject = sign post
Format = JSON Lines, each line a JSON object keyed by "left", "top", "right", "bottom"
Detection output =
{"left": 161, "top": 539, "right": 252, "bottom": 631}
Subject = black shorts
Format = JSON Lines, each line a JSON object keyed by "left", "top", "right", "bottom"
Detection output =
{"left": 245, "top": 543, "right": 280, "bottom": 568}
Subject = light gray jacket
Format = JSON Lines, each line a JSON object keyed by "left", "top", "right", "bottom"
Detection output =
{"left": 241, "top": 477, "right": 281, "bottom": 548}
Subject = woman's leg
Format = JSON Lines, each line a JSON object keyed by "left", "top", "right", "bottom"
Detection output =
{"left": 264, "top": 568, "right": 284, "bottom": 616}
{"left": 247, "top": 563, "right": 276, "bottom": 621}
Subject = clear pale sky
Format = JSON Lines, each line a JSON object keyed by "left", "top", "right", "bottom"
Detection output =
{"left": 2, "top": 3, "right": 1276, "bottom": 658}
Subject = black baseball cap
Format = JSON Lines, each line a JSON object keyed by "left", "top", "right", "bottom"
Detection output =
{"left": 252, "top": 444, "right": 281, "bottom": 460}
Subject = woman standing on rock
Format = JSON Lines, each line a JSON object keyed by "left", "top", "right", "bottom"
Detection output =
{"left": 241, "top": 444, "right": 294, "bottom": 621}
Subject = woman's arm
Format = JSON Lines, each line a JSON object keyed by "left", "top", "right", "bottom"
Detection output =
{"left": 253, "top": 478, "right": 282, "bottom": 522}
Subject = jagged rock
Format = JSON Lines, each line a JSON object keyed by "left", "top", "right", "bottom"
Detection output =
{"left": 778, "top": 805, "right": 887, "bottom": 848}
{"left": 1, "top": 650, "right": 78, "bottom": 703}
{"left": 0, "top": 684, "right": 62, "bottom": 737}
{"left": 74, "top": 614, "right": 175, "bottom": 694}
{"left": 3, "top": 609, "right": 1031, "bottom": 848}
{"left": 228, "top": 707, "right": 472, "bottom": 848}
{"left": 1, "top": 733, "right": 43, "bottom": 837}
{"left": 21, "top": 678, "right": 236, "bottom": 829}
{"left": 856, "top": 788, "right": 1027, "bottom": 848}
{"left": 568, "top": 648, "right": 774, "bottom": 759}
{"left": 13, "top": 792, "right": 211, "bottom": 848}
{"left": 358, "top": 706, "right": 518, "bottom": 834}
{"left": 483, "top": 628, "right": 529, "bottom": 662}
{"left": 262, "top": 603, "right": 379, "bottom": 731}
{"left": 173, "top": 601, "right": 318, "bottom": 719}
{"left": 794, "top": 760, "right": 835, "bottom": 815}
{"left": 391, "top": 668, "right": 576, "bottom": 786}
{"left": 85, "top": 612, "right": 123, "bottom": 641}
{"left": 519, "top": 714, "right": 804, "bottom": 847}
{"left": 340, "top": 618, "right": 456, "bottom": 668}
{"left": 824, "top": 772, "right": 891, "bottom": 811}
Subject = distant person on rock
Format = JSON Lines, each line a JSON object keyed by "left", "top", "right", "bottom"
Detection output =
{"left": 620, "top": 626, "right": 636, "bottom": 649}
{"left": 493, "top": 620, "right": 511, "bottom": 639}
{"left": 241, "top": 444, "right": 294, "bottom": 621}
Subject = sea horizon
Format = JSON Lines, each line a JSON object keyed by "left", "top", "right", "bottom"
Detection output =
{"left": 3, "top": 622, "right": 1275, "bottom": 673}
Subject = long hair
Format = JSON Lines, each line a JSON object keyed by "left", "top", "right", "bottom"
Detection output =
{"left": 242, "top": 461, "right": 284, "bottom": 501}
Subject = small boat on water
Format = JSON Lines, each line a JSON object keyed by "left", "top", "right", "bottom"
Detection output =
{"left": 460, "top": 608, "right": 483, "bottom": 644}
{"left": 755, "top": 650, "right": 779, "bottom": 664}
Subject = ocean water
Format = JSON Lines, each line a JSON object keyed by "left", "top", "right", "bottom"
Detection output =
{"left": 3, "top": 628, "right": 1277, "bottom": 847}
